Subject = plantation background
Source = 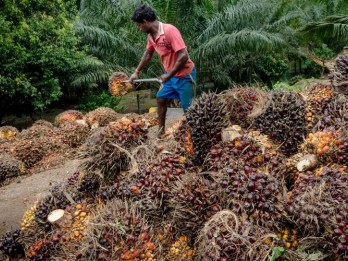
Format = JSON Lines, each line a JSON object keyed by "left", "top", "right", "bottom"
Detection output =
{"left": 1, "top": 0, "right": 348, "bottom": 127}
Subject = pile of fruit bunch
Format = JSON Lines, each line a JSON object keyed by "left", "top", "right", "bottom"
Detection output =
{"left": 336, "top": 130, "right": 348, "bottom": 165}
{"left": 0, "top": 154, "right": 27, "bottom": 183}
{"left": 18, "top": 124, "right": 59, "bottom": 140}
{"left": 98, "top": 177, "right": 132, "bottom": 202}
{"left": 0, "top": 126, "right": 18, "bottom": 141}
{"left": 196, "top": 210, "right": 270, "bottom": 261}
{"left": 332, "top": 54, "right": 348, "bottom": 95}
{"left": 303, "top": 84, "right": 335, "bottom": 131}
{"left": 58, "top": 122, "right": 90, "bottom": 148}
{"left": 25, "top": 234, "right": 62, "bottom": 261}
{"left": 81, "top": 199, "right": 158, "bottom": 260}
{"left": 173, "top": 119, "right": 194, "bottom": 156}
{"left": 54, "top": 110, "right": 84, "bottom": 126}
{"left": 169, "top": 172, "right": 226, "bottom": 236}
{"left": 165, "top": 235, "right": 195, "bottom": 261}
{"left": 32, "top": 120, "right": 54, "bottom": 129}
{"left": 287, "top": 167, "right": 348, "bottom": 237}
{"left": 0, "top": 229, "right": 24, "bottom": 258}
{"left": 85, "top": 107, "right": 120, "bottom": 128}
{"left": 315, "top": 95, "right": 348, "bottom": 131}
{"left": 186, "top": 92, "right": 228, "bottom": 165}
{"left": 252, "top": 90, "right": 307, "bottom": 156}
{"left": 130, "top": 154, "right": 188, "bottom": 220}
{"left": 223, "top": 87, "right": 266, "bottom": 128}
{"left": 224, "top": 168, "right": 286, "bottom": 228}
{"left": 108, "top": 72, "right": 134, "bottom": 97}
{"left": 80, "top": 117, "right": 147, "bottom": 181}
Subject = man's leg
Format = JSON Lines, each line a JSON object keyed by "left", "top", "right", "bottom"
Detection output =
{"left": 157, "top": 97, "right": 167, "bottom": 136}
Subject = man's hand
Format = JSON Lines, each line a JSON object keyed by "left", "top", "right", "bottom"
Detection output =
{"left": 129, "top": 71, "right": 139, "bottom": 83}
{"left": 159, "top": 74, "right": 170, "bottom": 83}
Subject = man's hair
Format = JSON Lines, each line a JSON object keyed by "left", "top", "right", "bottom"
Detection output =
{"left": 131, "top": 5, "right": 157, "bottom": 23}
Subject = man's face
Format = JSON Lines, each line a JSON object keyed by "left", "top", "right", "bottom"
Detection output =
{"left": 136, "top": 21, "right": 151, "bottom": 33}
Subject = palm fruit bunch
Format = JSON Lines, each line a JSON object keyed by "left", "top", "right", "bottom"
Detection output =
{"left": 336, "top": 130, "right": 348, "bottom": 165}
{"left": 0, "top": 154, "right": 27, "bottom": 183}
{"left": 332, "top": 54, "right": 348, "bottom": 95}
{"left": 35, "top": 185, "right": 72, "bottom": 231}
{"left": 252, "top": 90, "right": 307, "bottom": 155}
{"left": 287, "top": 167, "right": 348, "bottom": 236}
{"left": 303, "top": 131, "right": 338, "bottom": 162}
{"left": 165, "top": 235, "right": 195, "bottom": 261}
{"left": 0, "top": 126, "right": 18, "bottom": 141}
{"left": 82, "top": 199, "right": 157, "bottom": 260}
{"left": 108, "top": 71, "right": 134, "bottom": 97}
{"left": 303, "top": 84, "right": 335, "bottom": 131}
{"left": 26, "top": 235, "right": 62, "bottom": 261}
{"left": 186, "top": 92, "right": 228, "bottom": 165}
{"left": 81, "top": 118, "right": 147, "bottom": 179}
{"left": 85, "top": 107, "right": 120, "bottom": 128}
{"left": 169, "top": 173, "right": 225, "bottom": 235}
{"left": 59, "top": 122, "right": 90, "bottom": 148}
{"left": 196, "top": 210, "right": 269, "bottom": 261}
{"left": 18, "top": 124, "right": 59, "bottom": 140}
{"left": 76, "top": 171, "right": 101, "bottom": 198}
{"left": 173, "top": 119, "right": 194, "bottom": 156}
{"left": 98, "top": 178, "right": 132, "bottom": 202}
{"left": 32, "top": 119, "right": 54, "bottom": 129}
{"left": 274, "top": 228, "right": 299, "bottom": 251}
{"left": 141, "top": 112, "right": 159, "bottom": 127}
{"left": 225, "top": 169, "right": 285, "bottom": 228}
{"left": 54, "top": 110, "right": 84, "bottom": 126}
{"left": 130, "top": 154, "right": 188, "bottom": 220}
{"left": 223, "top": 86, "right": 266, "bottom": 128}
{"left": 21, "top": 204, "right": 38, "bottom": 231}
{"left": 0, "top": 229, "right": 25, "bottom": 258}
{"left": 0, "top": 140, "right": 12, "bottom": 155}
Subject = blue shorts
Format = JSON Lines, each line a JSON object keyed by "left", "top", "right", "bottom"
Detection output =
{"left": 157, "top": 68, "right": 196, "bottom": 111}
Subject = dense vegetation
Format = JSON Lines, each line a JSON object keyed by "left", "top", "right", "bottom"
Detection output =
{"left": 1, "top": 0, "right": 348, "bottom": 122}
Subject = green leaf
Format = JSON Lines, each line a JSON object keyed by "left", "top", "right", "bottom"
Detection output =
{"left": 308, "top": 253, "right": 322, "bottom": 260}
{"left": 270, "top": 247, "right": 285, "bottom": 261}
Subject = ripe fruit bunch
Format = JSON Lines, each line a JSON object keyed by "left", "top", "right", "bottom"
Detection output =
{"left": 98, "top": 178, "right": 132, "bottom": 202}
{"left": 108, "top": 71, "right": 134, "bottom": 97}
{"left": 77, "top": 172, "right": 101, "bottom": 197}
{"left": 304, "top": 84, "right": 334, "bottom": 130}
{"left": 32, "top": 120, "right": 54, "bottom": 129}
{"left": 336, "top": 131, "right": 348, "bottom": 164}
{"left": 204, "top": 136, "right": 272, "bottom": 173}
{"left": 54, "top": 110, "right": 84, "bottom": 126}
{"left": 0, "top": 140, "right": 12, "bottom": 155}
{"left": 173, "top": 119, "right": 194, "bottom": 156}
{"left": 26, "top": 235, "right": 61, "bottom": 261}
{"left": 83, "top": 199, "right": 157, "bottom": 260}
{"left": 0, "top": 126, "right": 18, "bottom": 141}
{"left": 223, "top": 87, "right": 265, "bottom": 128}
{"left": 288, "top": 168, "right": 348, "bottom": 236}
{"left": 85, "top": 107, "right": 120, "bottom": 128}
{"left": 35, "top": 185, "right": 72, "bottom": 231}
{"left": 252, "top": 91, "right": 307, "bottom": 155}
{"left": 131, "top": 155, "right": 187, "bottom": 220}
{"left": 303, "top": 131, "right": 338, "bottom": 161}
{"left": 63, "top": 203, "right": 90, "bottom": 242}
{"left": 21, "top": 204, "right": 38, "bottom": 231}
{"left": 166, "top": 235, "right": 195, "bottom": 261}
{"left": 275, "top": 228, "right": 299, "bottom": 251}
{"left": 332, "top": 54, "right": 348, "bottom": 95}
{"left": 18, "top": 124, "right": 59, "bottom": 140}
{"left": 225, "top": 169, "right": 285, "bottom": 228}
{"left": 186, "top": 92, "right": 228, "bottom": 165}
{"left": 141, "top": 112, "right": 159, "bottom": 127}
{"left": 0, "top": 154, "right": 27, "bottom": 183}
{"left": 169, "top": 173, "right": 225, "bottom": 235}
{"left": 196, "top": 210, "right": 268, "bottom": 261}
{"left": 59, "top": 122, "right": 90, "bottom": 148}
{"left": 0, "top": 229, "right": 25, "bottom": 258}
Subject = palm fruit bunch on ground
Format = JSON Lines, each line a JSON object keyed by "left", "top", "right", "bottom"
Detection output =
{"left": 173, "top": 119, "right": 194, "bottom": 156}
{"left": 130, "top": 154, "right": 188, "bottom": 220}
{"left": 0, "top": 126, "right": 18, "bottom": 141}
{"left": 98, "top": 178, "right": 132, "bottom": 202}
{"left": 165, "top": 235, "right": 195, "bottom": 261}
{"left": 85, "top": 107, "right": 120, "bottom": 128}
{"left": 287, "top": 167, "right": 348, "bottom": 237}
{"left": 252, "top": 90, "right": 307, "bottom": 156}
{"left": 32, "top": 119, "right": 54, "bottom": 129}
{"left": 196, "top": 210, "right": 270, "bottom": 261}
{"left": 223, "top": 86, "right": 266, "bottom": 128}
{"left": 336, "top": 130, "right": 348, "bottom": 165}
{"left": 332, "top": 54, "right": 348, "bottom": 95}
{"left": 108, "top": 71, "right": 134, "bottom": 97}
{"left": 54, "top": 110, "right": 84, "bottom": 126}
{"left": 58, "top": 122, "right": 90, "bottom": 148}
{"left": 186, "top": 92, "right": 228, "bottom": 165}
{"left": 25, "top": 234, "right": 62, "bottom": 261}
{"left": 0, "top": 154, "right": 27, "bottom": 183}
{"left": 169, "top": 173, "right": 225, "bottom": 235}
{"left": 303, "top": 84, "right": 335, "bottom": 131}
{"left": 0, "top": 229, "right": 24, "bottom": 258}
{"left": 81, "top": 199, "right": 158, "bottom": 260}
{"left": 224, "top": 168, "right": 286, "bottom": 228}
{"left": 274, "top": 227, "right": 299, "bottom": 251}
{"left": 21, "top": 204, "right": 38, "bottom": 232}
{"left": 0, "top": 139, "right": 13, "bottom": 155}
{"left": 17, "top": 124, "right": 59, "bottom": 140}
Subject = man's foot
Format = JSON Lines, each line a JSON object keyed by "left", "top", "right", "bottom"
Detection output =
{"left": 156, "top": 127, "right": 169, "bottom": 139}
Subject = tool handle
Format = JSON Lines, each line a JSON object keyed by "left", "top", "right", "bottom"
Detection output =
{"left": 124, "top": 78, "right": 162, "bottom": 83}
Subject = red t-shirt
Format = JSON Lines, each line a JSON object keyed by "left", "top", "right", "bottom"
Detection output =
{"left": 146, "top": 22, "right": 194, "bottom": 77}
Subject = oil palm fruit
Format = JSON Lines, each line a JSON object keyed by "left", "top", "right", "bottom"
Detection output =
{"left": 85, "top": 107, "right": 120, "bottom": 128}
{"left": 108, "top": 72, "right": 134, "bottom": 97}
{"left": 252, "top": 90, "right": 307, "bottom": 156}
{"left": 59, "top": 122, "right": 90, "bottom": 148}
{"left": 173, "top": 119, "right": 194, "bottom": 156}
{"left": 32, "top": 120, "right": 54, "bottom": 129}
{"left": 0, "top": 126, "right": 18, "bottom": 141}
{"left": 54, "top": 110, "right": 84, "bottom": 126}
{"left": 332, "top": 54, "right": 348, "bottom": 95}
{"left": 18, "top": 125, "right": 59, "bottom": 140}
{"left": 0, "top": 229, "right": 24, "bottom": 258}
{"left": 186, "top": 92, "right": 228, "bottom": 165}
{"left": 166, "top": 235, "right": 195, "bottom": 261}
{"left": 0, "top": 154, "right": 27, "bottom": 183}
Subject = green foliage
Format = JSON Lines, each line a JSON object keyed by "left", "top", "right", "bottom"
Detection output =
{"left": 255, "top": 54, "right": 288, "bottom": 83}
{"left": 0, "top": 0, "right": 87, "bottom": 119}
{"left": 78, "top": 90, "right": 123, "bottom": 112}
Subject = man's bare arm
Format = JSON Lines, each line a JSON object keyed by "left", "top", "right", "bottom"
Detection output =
{"left": 160, "top": 49, "right": 188, "bottom": 82}
{"left": 129, "top": 50, "right": 154, "bottom": 82}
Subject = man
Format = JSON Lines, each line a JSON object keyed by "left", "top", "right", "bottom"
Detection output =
{"left": 130, "top": 5, "right": 196, "bottom": 137}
